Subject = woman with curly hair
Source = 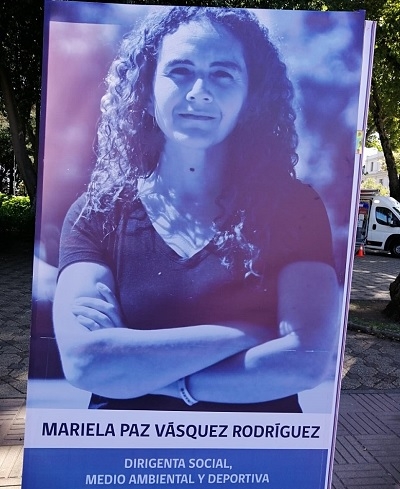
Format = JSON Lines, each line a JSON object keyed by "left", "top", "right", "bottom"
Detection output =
{"left": 53, "top": 6, "right": 339, "bottom": 412}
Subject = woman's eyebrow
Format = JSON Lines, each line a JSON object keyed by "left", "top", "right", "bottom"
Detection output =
{"left": 163, "top": 59, "right": 194, "bottom": 69}
{"left": 210, "top": 61, "right": 244, "bottom": 72}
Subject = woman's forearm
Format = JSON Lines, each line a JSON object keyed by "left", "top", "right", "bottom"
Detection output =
{"left": 181, "top": 262, "right": 340, "bottom": 404}
{"left": 184, "top": 332, "right": 335, "bottom": 404}
{"left": 57, "top": 318, "right": 270, "bottom": 399}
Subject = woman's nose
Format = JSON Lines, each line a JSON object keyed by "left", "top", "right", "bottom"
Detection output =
{"left": 186, "top": 78, "right": 213, "bottom": 103}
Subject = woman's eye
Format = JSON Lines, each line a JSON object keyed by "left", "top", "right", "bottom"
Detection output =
{"left": 212, "top": 70, "right": 234, "bottom": 81}
{"left": 169, "top": 67, "right": 191, "bottom": 77}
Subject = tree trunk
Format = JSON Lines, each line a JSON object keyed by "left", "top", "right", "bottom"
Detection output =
{"left": 8, "top": 160, "right": 14, "bottom": 195}
{"left": 0, "top": 61, "right": 37, "bottom": 202}
{"left": 383, "top": 272, "right": 400, "bottom": 322}
{"left": 370, "top": 78, "right": 400, "bottom": 201}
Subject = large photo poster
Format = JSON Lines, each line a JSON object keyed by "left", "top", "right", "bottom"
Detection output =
{"left": 23, "top": 1, "right": 371, "bottom": 487}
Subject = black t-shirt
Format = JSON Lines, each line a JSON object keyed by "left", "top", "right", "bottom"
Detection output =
{"left": 59, "top": 179, "right": 334, "bottom": 412}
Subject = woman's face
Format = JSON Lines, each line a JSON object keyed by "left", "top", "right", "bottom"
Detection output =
{"left": 150, "top": 20, "right": 248, "bottom": 151}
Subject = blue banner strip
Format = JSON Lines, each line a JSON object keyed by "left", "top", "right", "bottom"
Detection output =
{"left": 22, "top": 448, "right": 327, "bottom": 488}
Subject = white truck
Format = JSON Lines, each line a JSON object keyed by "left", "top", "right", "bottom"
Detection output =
{"left": 356, "top": 189, "right": 400, "bottom": 257}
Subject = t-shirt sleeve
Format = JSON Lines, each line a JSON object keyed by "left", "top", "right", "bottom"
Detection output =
{"left": 58, "top": 195, "right": 110, "bottom": 275}
{"left": 269, "top": 180, "right": 334, "bottom": 269}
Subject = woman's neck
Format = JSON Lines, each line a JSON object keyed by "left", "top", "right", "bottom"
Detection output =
{"left": 137, "top": 144, "right": 229, "bottom": 258}
{"left": 138, "top": 142, "right": 229, "bottom": 234}
{"left": 155, "top": 142, "right": 227, "bottom": 205}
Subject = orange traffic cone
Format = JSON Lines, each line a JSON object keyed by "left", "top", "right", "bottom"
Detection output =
{"left": 356, "top": 245, "right": 364, "bottom": 257}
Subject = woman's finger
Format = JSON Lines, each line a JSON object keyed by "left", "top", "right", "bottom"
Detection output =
{"left": 72, "top": 305, "right": 116, "bottom": 329}
{"left": 96, "top": 282, "right": 124, "bottom": 327}
{"left": 73, "top": 296, "right": 122, "bottom": 327}
{"left": 279, "top": 321, "right": 293, "bottom": 337}
{"left": 75, "top": 314, "right": 102, "bottom": 332}
{"left": 96, "top": 283, "right": 119, "bottom": 308}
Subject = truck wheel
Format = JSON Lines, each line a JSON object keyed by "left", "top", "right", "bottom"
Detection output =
{"left": 390, "top": 241, "right": 400, "bottom": 257}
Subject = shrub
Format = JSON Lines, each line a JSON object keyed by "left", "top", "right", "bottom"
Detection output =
{"left": 0, "top": 193, "right": 35, "bottom": 235}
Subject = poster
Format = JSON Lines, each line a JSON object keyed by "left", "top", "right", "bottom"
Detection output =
{"left": 22, "top": 1, "right": 373, "bottom": 488}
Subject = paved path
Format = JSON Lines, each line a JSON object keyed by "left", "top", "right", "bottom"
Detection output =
{"left": 351, "top": 252, "right": 400, "bottom": 301}
{"left": 334, "top": 253, "right": 400, "bottom": 489}
{"left": 0, "top": 245, "right": 399, "bottom": 488}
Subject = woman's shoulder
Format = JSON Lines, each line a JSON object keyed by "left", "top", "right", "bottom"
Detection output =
{"left": 283, "top": 177, "right": 322, "bottom": 198}
{"left": 64, "top": 194, "right": 136, "bottom": 227}
{"left": 270, "top": 178, "right": 333, "bottom": 263}
{"left": 62, "top": 194, "right": 112, "bottom": 241}
{"left": 274, "top": 178, "right": 328, "bottom": 216}
{"left": 64, "top": 194, "right": 87, "bottom": 220}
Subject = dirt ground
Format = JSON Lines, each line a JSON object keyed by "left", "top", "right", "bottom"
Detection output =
{"left": 348, "top": 299, "right": 400, "bottom": 336}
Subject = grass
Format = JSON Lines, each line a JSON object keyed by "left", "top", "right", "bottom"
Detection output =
{"left": 348, "top": 299, "right": 400, "bottom": 339}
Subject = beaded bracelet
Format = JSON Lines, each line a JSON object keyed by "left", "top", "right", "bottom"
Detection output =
{"left": 178, "top": 377, "right": 198, "bottom": 406}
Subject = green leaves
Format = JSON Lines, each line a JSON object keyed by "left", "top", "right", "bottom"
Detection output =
{"left": 0, "top": 193, "right": 34, "bottom": 234}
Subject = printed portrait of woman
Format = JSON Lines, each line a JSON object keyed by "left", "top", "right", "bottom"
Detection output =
{"left": 44, "top": 6, "right": 350, "bottom": 413}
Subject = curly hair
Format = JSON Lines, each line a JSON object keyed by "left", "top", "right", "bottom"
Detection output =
{"left": 85, "top": 6, "right": 299, "bottom": 274}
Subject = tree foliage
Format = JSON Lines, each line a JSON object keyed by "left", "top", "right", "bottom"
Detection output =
{"left": 361, "top": 177, "right": 389, "bottom": 195}
{"left": 252, "top": 0, "right": 400, "bottom": 199}
{"left": 0, "top": 0, "right": 43, "bottom": 202}
{"left": 367, "top": 0, "right": 400, "bottom": 200}
{"left": 0, "top": 122, "right": 15, "bottom": 194}
{"left": 0, "top": 193, "right": 35, "bottom": 234}
{"left": 0, "top": 0, "right": 399, "bottom": 201}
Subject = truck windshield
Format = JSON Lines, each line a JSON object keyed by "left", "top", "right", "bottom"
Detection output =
{"left": 376, "top": 206, "right": 400, "bottom": 227}
{"left": 391, "top": 204, "right": 400, "bottom": 219}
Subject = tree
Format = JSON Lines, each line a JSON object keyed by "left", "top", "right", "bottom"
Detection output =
{"left": 1, "top": 0, "right": 399, "bottom": 204}
{"left": 368, "top": 1, "right": 400, "bottom": 201}
{"left": 313, "top": 0, "right": 400, "bottom": 201}
{"left": 0, "top": 0, "right": 43, "bottom": 203}
{"left": 0, "top": 122, "right": 15, "bottom": 194}
{"left": 361, "top": 176, "right": 389, "bottom": 195}
{"left": 280, "top": 0, "right": 400, "bottom": 202}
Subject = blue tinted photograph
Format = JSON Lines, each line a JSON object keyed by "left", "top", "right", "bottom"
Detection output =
{"left": 30, "top": 3, "right": 366, "bottom": 414}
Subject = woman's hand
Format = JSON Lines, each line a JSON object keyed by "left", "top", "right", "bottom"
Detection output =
{"left": 71, "top": 282, "right": 124, "bottom": 331}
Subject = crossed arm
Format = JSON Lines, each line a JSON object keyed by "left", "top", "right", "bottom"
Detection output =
{"left": 53, "top": 260, "right": 339, "bottom": 403}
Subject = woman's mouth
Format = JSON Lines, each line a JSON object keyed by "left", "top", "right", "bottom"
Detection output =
{"left": 179, "top": 113, "right": 216, "bottom": 121}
